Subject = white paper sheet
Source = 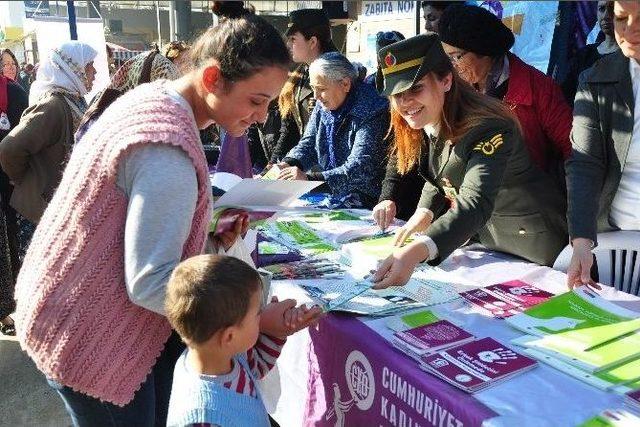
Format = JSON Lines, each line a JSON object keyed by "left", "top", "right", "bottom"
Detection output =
{"left": 214, "top": 179, "right": 324, "bottom": 208}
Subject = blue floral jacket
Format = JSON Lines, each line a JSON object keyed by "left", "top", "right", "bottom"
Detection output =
{"left": 283, "top": 82, "right": 390, "bottom": 208}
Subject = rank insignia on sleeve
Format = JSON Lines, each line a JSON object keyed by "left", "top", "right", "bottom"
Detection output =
{"left": 473, "top": 134, "right": 504, "bottom": 156}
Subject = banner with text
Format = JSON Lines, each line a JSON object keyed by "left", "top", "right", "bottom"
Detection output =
{"left": 360, "top": 1, "right": 417, "bottom": 22}
{"left": 304, "top": 315, "right": 497, "bottom": 427}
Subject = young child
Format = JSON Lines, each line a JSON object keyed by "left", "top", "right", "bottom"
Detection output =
{"left": 165, "top": 254, "right": 321, "bottom": 426}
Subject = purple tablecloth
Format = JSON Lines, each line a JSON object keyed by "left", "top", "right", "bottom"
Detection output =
{"left": 303, "top": 314, "right": 498, "bottom": 426}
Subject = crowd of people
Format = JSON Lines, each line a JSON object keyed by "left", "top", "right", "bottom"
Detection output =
{"left": 0, "top": 0, "right": 637, "bottom": 426}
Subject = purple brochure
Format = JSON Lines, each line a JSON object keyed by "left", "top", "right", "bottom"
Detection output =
{"left": 395, "top": 320, "right": 474, "bottom": 351}
{"left": 422, "top": 337, "right": 537, "bottom": 392}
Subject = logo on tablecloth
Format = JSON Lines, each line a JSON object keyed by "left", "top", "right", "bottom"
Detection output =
{"left": 325, "top": 350, "right": 376, "bottom": 426}
{"left": 345, "top": 350, "right": 375, "bottom": 410}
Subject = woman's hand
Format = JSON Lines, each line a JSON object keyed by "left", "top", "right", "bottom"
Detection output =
{"left": 371, "top": 241, "right": 429, "bottom": 289}
{"left": 393, "top": 208, "right": 434, "bottom": 247}
{"left": 373, "top": 200, "right": 397, "bottom": 231}
{"left": 277, "top": 166, "right": 307, "bottom": 181}
{"left": 567, "top": 238, "right": 600, "bottom": 290}
{"left": 213, "top": 214, "right": 249, "bottom": 252}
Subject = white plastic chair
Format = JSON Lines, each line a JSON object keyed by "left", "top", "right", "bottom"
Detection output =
{"left": 553, "top": 231, "right": 640, "bottom": 295}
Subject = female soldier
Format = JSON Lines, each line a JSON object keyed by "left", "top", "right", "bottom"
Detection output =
{"left": 371, "top": 34, "right": 567, "bottom": 289}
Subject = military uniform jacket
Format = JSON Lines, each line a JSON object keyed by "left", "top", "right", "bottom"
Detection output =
{"left": 416, "top": 118, "right": 567, "bottom": 266}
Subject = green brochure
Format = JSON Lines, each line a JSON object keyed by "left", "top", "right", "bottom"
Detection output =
{"left": 506, "top": 287, "right": 639, "bottom": 337}
{"left": 341, "top": 234, "right": 413, "bottom": 268}
{"left": 301, "top": 211, "right": 360, "bottom": 223}
{"left": 386, "top": 309, "right": 441, "bottom": 332}
{"left": 272, "top": 221, "right": 335, "bottom": 254}
{"left": 521, "top": 346, "right": 640, "bottom": 392}
{"left": 515, "top": 332, "right": 640, "bottom": 373}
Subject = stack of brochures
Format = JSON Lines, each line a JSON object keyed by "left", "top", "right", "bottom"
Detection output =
{"left": 578, "top": 409, "right": 640, "bottom": 427}
{"left": 260, "top": 220, "right": 336, "bottom": 255}
{"left": 420, "top": 337, "right": 537, "bottom": 393}
{"left": 298, "top": 279, "right": 424, "bottom": 316}
{"left": 507, "top": 287, "right": 640, "bottom": 393}
{"left": 386, "top": 309, "right": 445, "bottom": 332}
{"left": 392, "top": 320, "right": 475, "bottom": 362}
{"left": 624, "top": 389, "right": 640, "bottom": 413}
{"left": 459, "top": 280, "right": 554, "bottom": 319}
{"left": 339, "top": 233, "right": 406, "bottom": 271}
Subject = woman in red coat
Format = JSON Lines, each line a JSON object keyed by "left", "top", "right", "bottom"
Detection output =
{"left": 437, "top": 4, "right": 572, "bottom": 176}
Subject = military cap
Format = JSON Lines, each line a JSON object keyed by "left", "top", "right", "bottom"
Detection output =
{"left": 286, "top": 9, "right": 331, "bottom": 37}
{"left": 439, "top": 4, "right": 514, "bottom": 57}
{"left": 376, "top": 33, "right": 452, "bottom": 97}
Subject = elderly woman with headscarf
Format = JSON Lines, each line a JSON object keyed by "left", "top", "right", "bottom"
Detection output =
{"left": 438, "top": 4, "right": 572, "bottom": 179}
{"left": 0, "top": 41, "right": 96, "bottom": 229}
{"left": 275, "top": 52, "right": 389, "bottom": 208}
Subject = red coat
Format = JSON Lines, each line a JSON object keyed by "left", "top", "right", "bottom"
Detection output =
{"left": 504, "top": 53, "right": 572, "bottom": 172}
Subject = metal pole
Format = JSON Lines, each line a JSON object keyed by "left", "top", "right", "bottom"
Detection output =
{"left": 169, "top": 1, "right": 176, "bottom": 42}
{"left": 415, "top": 1, "right": 421, "bottom": 36}
{"left": 155, "top": 0, "right": 162, "bottom": 48}
{"left": 67, "top": 0, "right": 78, "bottom": 40}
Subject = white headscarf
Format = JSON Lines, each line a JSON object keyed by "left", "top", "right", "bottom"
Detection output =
{"left": 29, "top": 41, "right": 97, "bottom": 106}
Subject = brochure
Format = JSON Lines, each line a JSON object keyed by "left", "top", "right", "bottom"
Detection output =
{"left": 214, "top": 178, "right": 324, "bottom": 208}
{"left": 513, "top": 331, "right": 640, "bottom": 373}
{"left": 261, "top": 165, "right": 282, "bottom": 180}
{"left": 520, "top": 347, "right": 640, "bottom": 392}
{"left": 261, "top": 221, "right": 335, "bottom": 255}
{"left": 579, "top": 409, "right": 640, "bottom": 427}
{"left": 420, "top": 337, "right": 537, "bottom": 393}
{"left": 459, "top": 280, "right": 554, "bottom": 319}
{"left": 340, "top": 233, "right": 412, "bottom": 270}
{"left": 393, "top": 320, "right": 475, "bottom": 361}
{"left": 210, "top": 207, "right": 276, "bottom": 234}
{"left": 505, "top": 287, "right": 639, "bottom": 337}
{"left": 262, "top": 259, "right": 345, "bottom": 280}
{"left": 298, "top": 279, "right": 425, "bottom": 316}
{"left": 625, "top": 389, "right": 640, "bottom": 412}
{"left": 396, "top": 270, "right": 467, "bottom": 307}
{"left": 300, "top": 210, "right": 361, "bottom": 223}
{"left": 386, "top": 309, "right": 442, "bottom": 332}
{"left": 334, "top": 226, "right": 397, "bottom": 245}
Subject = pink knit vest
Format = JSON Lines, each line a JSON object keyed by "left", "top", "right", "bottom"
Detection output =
{"left": 14, "top": 81, "right": 212, "bottom": 406}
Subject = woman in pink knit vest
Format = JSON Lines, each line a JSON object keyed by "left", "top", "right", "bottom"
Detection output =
{"left": 14, "top": 16, "right": 292, "bottom": 427}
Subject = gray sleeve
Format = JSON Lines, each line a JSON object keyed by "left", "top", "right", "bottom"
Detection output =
{"left": 116, "top": 144, "right": 198, "bottom": 315}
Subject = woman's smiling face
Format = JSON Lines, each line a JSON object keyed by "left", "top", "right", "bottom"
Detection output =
{"left": 390, "top": 72, "right": 452, "bottom": 130}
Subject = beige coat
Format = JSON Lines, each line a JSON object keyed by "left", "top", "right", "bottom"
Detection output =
{"left": 0, "top": 93, "right": 74, "bottom": 223}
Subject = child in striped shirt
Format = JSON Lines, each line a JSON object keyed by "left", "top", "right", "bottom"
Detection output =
{"left": 165, "top": 254, "right": 321, "bottom": 427}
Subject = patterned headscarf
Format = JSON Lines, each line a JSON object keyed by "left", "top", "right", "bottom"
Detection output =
{"left": 29, "top": 41, "right": 97, "bottom": 130}
{"left": 29, "top": 41, "right": 96, "bottom": 105}
{"left": 110, "top": 50, "right": 180, "bottom": 93}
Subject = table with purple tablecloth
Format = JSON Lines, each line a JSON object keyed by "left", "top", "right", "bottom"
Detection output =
{"left": 258, "top": 248, "right": 640, "bottom": 427}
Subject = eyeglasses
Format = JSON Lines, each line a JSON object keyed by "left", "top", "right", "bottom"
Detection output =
{"left": 447, "top": 51, "right": 469, "bottom": 64}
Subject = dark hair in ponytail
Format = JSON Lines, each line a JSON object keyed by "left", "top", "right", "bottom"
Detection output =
{"left": 190, "top": 15, "right": 291, "bottom": 83}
